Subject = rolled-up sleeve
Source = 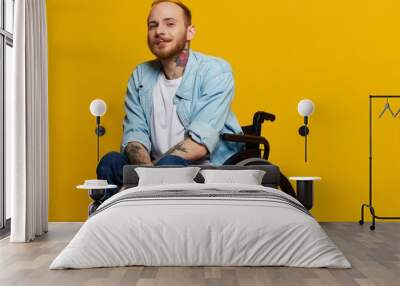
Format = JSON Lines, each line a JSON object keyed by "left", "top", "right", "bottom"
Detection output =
{"left": 187, "top": 69, "right": 234, "bottom": 154}
{"left": 120, "top": 72, "right": 151, "bottom": 153}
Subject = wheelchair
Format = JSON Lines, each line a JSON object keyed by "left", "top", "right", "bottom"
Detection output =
{"left": 221, "top": 111, "right": 296, "bottom": 198}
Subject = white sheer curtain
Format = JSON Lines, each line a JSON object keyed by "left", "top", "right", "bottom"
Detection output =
{"left": 7, "top": 0, "right": 49, "bottom": 242}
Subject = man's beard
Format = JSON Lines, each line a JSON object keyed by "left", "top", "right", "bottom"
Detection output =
{"left": 148, "top": 34, "right": 187, "bottom": 60}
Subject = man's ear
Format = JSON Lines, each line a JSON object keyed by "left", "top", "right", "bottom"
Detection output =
{"left": 187, "top": 25, "right": 196, "bottom": 41}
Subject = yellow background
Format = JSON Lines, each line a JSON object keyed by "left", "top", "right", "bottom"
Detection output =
{"left": 46, "top": 0, "right": 400, "bottom": 221}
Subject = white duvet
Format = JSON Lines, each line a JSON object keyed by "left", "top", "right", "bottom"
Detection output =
{"left": 50, "top": 183, "right": 351, "bottom": 269}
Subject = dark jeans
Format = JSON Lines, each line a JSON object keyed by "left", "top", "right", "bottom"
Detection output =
{"left": 96, "top": 151, "right": 194, "bottom": 201}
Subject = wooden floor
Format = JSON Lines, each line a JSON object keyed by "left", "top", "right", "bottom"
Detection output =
{"left": 0, "top": 222, "right": 399, "bottom": 286}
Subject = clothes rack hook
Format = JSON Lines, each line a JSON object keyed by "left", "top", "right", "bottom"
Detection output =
{"left": 378, "top": 97, "right": 395, "bottom": 118}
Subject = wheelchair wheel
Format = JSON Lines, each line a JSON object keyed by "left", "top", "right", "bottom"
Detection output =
{"left": 236, "top": 158, "right": 297, "bottom": 198}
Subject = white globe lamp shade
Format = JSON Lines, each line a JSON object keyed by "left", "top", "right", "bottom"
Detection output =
{"left": 297, "top": 99, "right": 315, "bottom": 117}
{"left": 90, "top": 99, "right": 107, "bottom": 117}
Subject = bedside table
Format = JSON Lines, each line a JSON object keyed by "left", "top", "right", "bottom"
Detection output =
{"left": 77, "top": 180, "right": 117, "bottom": 215}
{"left": 289, "top": 177, "right": 321, "bottom": 210}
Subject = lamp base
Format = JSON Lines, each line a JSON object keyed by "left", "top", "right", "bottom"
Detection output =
{"left": 95, "top": 125, "right": 106, "bottom": 136}
{"left": 298, "top": 126, "right": 309, "bottom": 136}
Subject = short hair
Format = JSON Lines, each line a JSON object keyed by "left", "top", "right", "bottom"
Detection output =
{"left": 151, "top": 0, "right": 192, "bottom": 27}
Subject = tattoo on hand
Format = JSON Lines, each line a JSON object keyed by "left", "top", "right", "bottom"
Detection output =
{"left": 153, "top": 142, "right": 188, "bottom": 165}
{"left": 125, "top": 143, "right": 150, "bottom": 165}
{"left": 165, "top": 142, "right": 188, "bottom": 156}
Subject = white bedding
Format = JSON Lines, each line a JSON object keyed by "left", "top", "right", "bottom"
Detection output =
{"left": 50, "top": 183, "right": 351, "bottom": 269}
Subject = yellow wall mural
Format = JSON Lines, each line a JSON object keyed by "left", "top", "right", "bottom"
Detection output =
{"left": 47, "top": 0, "right": 400, "bottom": 221}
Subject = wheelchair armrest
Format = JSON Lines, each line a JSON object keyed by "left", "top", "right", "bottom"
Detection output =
{"left": 221, "top": 133, "right": 268, "bottom": 145}
{"left": 254, "top": 111, "right": 276, "bottom": 123}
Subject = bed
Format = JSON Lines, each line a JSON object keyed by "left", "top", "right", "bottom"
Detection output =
{"left": 50, "top": 165, "right": 351, "bottom": 269}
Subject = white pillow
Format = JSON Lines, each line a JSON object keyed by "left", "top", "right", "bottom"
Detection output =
{"left": 135, "top": 167, "right": 201, "bottom": 186}
{"left": 200, "top": 169, "right": 266, "bottom": 185}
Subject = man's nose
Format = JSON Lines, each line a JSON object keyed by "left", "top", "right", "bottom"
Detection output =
{"left": 155, "top": 24, "right": 166, "bottom": 36}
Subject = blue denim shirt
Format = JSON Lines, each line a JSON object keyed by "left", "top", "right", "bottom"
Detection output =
{"left": 121, "top": 50, "right": 245, "bottom": 166}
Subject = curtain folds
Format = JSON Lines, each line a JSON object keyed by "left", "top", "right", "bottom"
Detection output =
{"left": 8, "top": 0, "right": 49, "bottom": 242}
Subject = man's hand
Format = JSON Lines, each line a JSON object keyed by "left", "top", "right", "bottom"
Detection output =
{"left": 155, "top": 136, "right": 208, "bottom": 164}
{"left": 124, "top": 142, "right": 153, "bottom": 165}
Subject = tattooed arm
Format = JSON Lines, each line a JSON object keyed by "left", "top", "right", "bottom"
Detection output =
{"left": 154, "top": 136, "right": 208, "bottom": 164}
{"left": 124, "top": 142, "right": 153, "bottom": 165}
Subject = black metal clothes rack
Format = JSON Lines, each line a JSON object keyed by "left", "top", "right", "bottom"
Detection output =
{"left": 359, "top": 95, "right": 400, "bottom": 230}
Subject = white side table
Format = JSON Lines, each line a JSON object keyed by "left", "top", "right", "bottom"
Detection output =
{"left": 289, "top": 177, "right": 321, "bottom": 210}
{"left": 77, "top": 181, "right": 117, "bottom": 215}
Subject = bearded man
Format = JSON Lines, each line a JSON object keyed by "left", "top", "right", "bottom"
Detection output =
{"left": 97, "top": 0, "right": 244, "bottom": 199}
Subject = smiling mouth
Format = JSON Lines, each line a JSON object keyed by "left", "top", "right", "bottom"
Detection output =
{"left": 156, "top": 39, "right": 170, "bottom": 45}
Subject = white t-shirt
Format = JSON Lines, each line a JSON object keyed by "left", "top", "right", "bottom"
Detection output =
{"left": 150, "top": 72, "right": 185, "bottom": 160}
{"left": 150, "top": 72, "right": 210, "bottom": 164}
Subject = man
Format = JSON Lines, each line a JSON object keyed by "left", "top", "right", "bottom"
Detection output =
{"left": 97, "top": 0, "right": 244, "bottom": 198}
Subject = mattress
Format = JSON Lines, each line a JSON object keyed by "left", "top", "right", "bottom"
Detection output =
{"left": 50, "top": 183, "right": 351, "bottom": 269}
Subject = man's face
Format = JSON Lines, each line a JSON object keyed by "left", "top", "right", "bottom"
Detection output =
{"left": 147, "top": 2, "right": 190, "bottom": 60}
